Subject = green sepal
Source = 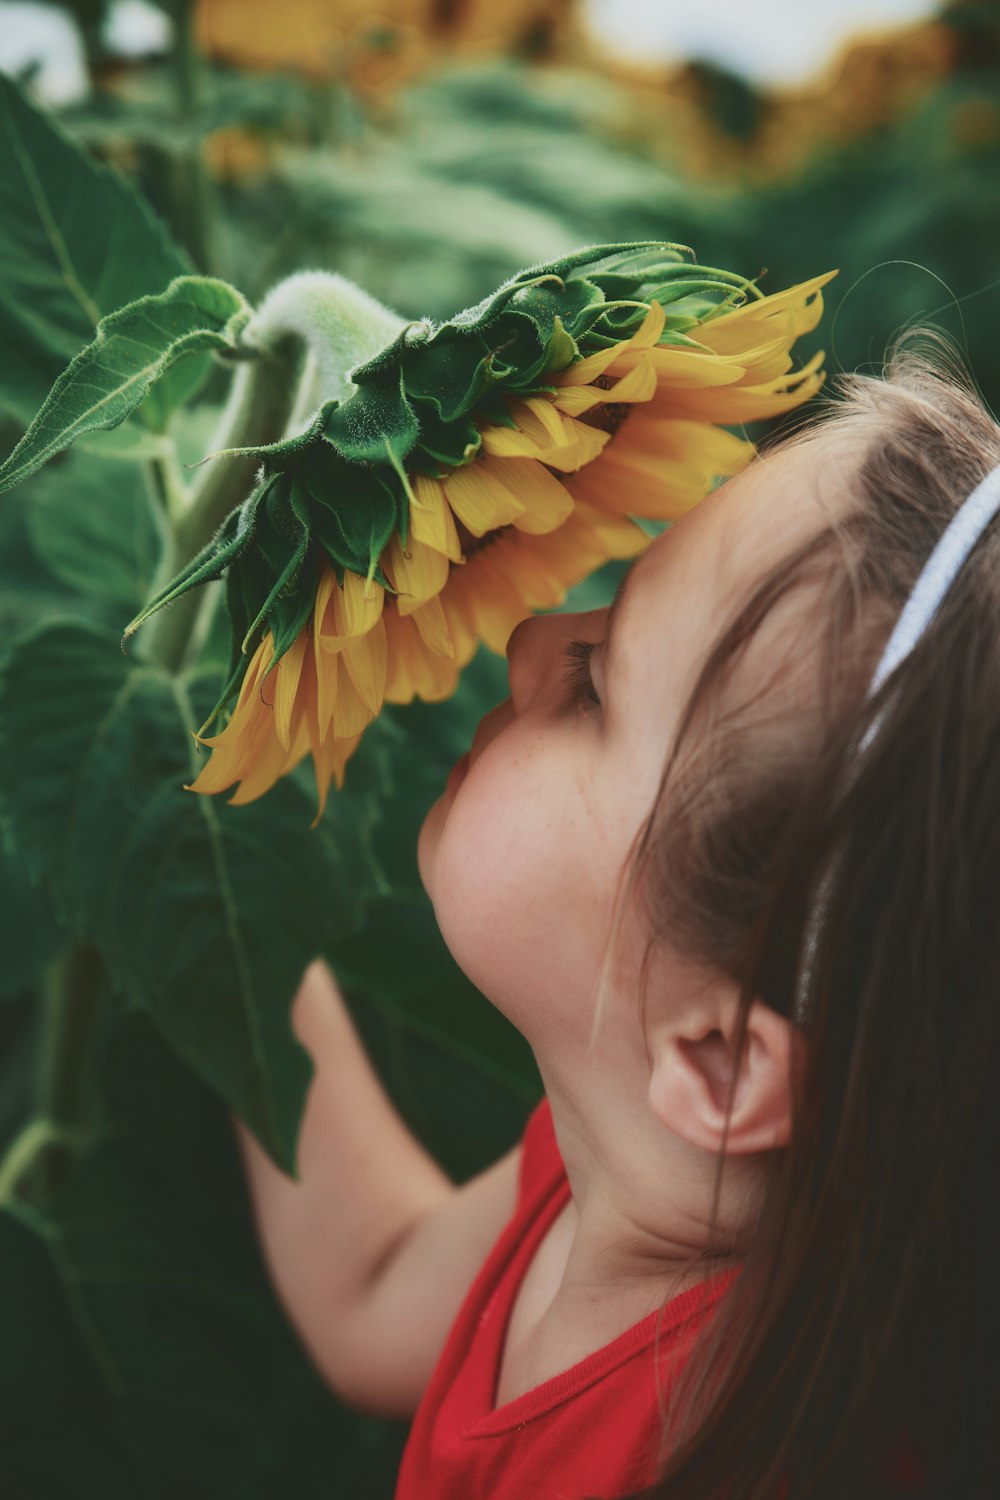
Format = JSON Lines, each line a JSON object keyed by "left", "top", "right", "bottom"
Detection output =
{"left": 322, "top": 366, "right": 419, "bottom": 465}
{"left": 538, "top": 316, "right": 577, "bottom": 379}
{"left": 297, "top": 484, "right": 372, "bottom": 580}
{"left": 122, "top": 481, "right": 266, "bottom": 648}
{"left": 467, "top": 391, "right": 518, "bottom": 430}
{"left": 504, "top": 278, "right": 604, "bottom": 352}
{"left": 193, "top": 398, "right": 338, "bottom": 471}
{"left": 239, "top": 501, "right": 311, "bottom": 655}
{"left": 410, "top": 406, "right": 483, "bottom": 470}
{"left": 268, "top": 555, "right": 320, "bottom": 663}
{"left": 295, "top": 452, "right": 397, "bottom": 585}
{"left": 402, "top": 334, "right": 498, "bottom": 423}
{"left": 196, "top": 547, "right": 278, "bottom": 735}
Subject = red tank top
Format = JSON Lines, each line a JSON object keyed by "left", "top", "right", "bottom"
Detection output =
{"left": 394, "top": 1097, "right": 736, "bottom": 1500}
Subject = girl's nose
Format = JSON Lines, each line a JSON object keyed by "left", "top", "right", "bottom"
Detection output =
{"left": 505, "top": 608, "right": 605, "bottom": 711}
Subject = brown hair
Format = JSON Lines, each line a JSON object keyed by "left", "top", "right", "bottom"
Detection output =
{"left": 609, "top": 328, "right": 1000, "bottom": 1499}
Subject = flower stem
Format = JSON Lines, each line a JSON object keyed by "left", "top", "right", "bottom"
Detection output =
{"left": 144, "top": 335, "right": 306, "bottom": 675}
{"left": 0, "top": 1118, "right": 81, "bottom": 1205}
{"left": 145, "top": 445, "right": 190, "bottom": 529}
{"left": 0, "top": 944, "right": 112, "bottom": 1203}
{"left": 38, "top": 946, "right": 106, "bottom": 1125}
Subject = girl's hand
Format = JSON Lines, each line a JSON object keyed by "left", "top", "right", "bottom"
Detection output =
{"left": 234, "top": 959, "right": 521, "bottom": 1417}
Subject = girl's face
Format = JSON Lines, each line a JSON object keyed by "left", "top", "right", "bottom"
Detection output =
{"left": 417, "top": 437, "right": 842, "bottom": 1055}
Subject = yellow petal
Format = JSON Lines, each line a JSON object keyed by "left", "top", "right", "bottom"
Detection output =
{"left": 656, "top": 350, "right": 828, "bottom": 425}
{"left": 410, "top": 594, "right": 455, "bottom": 658}
{"left": 438, "top": 587, "right": 478, "bottom": 670}
{"left": 557, "top": 300, "right": 666, "bottom": 386}
{"left": 197, "top": 634, "right": 271, "bottom": 745}
{"left": 721, "top": 334, "right": 795, "bottom": 386}
{"left": 188, "top": 698, "right": 274, "bottom": 796}
{"left": 312, "top": 564, "right": 339, "bottom": 640}
{"left": 307, "top": 718, "right": 363, "bottom": 825}
{"left": 576, "top": 433, "right": 743, "bottom": 518}
{"left": 313, "top": 596, "right": 339, "bottom": 736}
{"left": 418, "top": 647, "right": 461, "bottom": 701}
{"left": 382, "top": 606, "right": 418, "bottom": 704}
{"left": 341, "top": 614, "right": 387, "bottom": 716}
{"left": 482, "top": 403, "right": 609, "bottom": 472}
{"left": 384, "top": 529, "right": 450, "bottom": 615}
{"left": 335, "top": 568, "right": 384, "bottom": 637}
{"left": 552, "top": 353, "right": 658, "bottom": 418}
{"left": 692, "top": 271, "right": 838, "bottom": 357}
{"left": 521, "top": 395, "right": 571, "bottom": 447}
{"left": 460, "top": 549, "right": 534, "bottom": 653}
{"left": 409, "top": 474, "right": 462, "bottom": 562}
{"left": 193, "top": 636, "right": 272, "bottom": 759}
{"left": 476, "top": 456, "right": 573, "bottom": 536}
{"left": 316, "top": 568, "right": 386, "bottom": 652}
{"left": 498, "top": 538, "right": 571, "bottom": 606}
{"left": 615, "top": 413, "right": 756, "bottom": 475}
{"left": 532, "top": 416, "right": 610, "bottom": 473}
{"left": 621, "top": 344, "right": 748, "bottom": 388}
{"left": 525, "top": 515, "right": 608, "bottom": 582}
{"left": 442, "top": 456, "right": 527, "bottom": 536}
{"left": 228, "top": 717, "right": 308, "bottom": 806}
{"left": 186, "top": 729, "right": 254, "bottom": 796}
{"left": 568, "top": 496, "right": 650, "bottom": 557}
{"left": 384, "top": 601, "right": 462, "bottom": 706}
{"left": 272, "top": 630, "right": 308, "bottom": 751}
{"left": 334, "top": 655, "right": 377, "bottom": 737}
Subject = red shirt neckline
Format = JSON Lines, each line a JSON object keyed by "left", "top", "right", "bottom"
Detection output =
{"left": 453, "top": 1141, "right": 737, "bottom": 1439}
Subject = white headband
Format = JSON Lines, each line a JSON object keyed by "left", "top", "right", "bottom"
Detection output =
{"left": 794, "top": 455, "right": 1000, "bottom": 1025}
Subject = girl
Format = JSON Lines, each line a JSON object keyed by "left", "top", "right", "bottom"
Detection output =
{"left": 236, "top": 328, "right": 1000, "bottom": 1499}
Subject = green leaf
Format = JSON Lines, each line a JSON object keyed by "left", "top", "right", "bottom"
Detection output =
{"left": 76, "top": 422, "right": 176, "bottom": 462}
{"left": 0, "top": 1203, "right": 141, "bottom": 1492}
{"left": 0, "top": 276, "right": 252, "bottom": 494}
{"left": 0, "top": 621, "right": 376, "bottom": 1169}
{"left": 0, "top": 844, "right": 61, "bottom": 1001}
{"left": 0, "top": 1008, "right": 410, "bottom": 1497}
{"left": 24, "top": 448, "right": 165, "bottom": 613}
{"left": 0, "top": 487, "right": 98, "bottom": 639}
{"left": 0, "top": 73, "right": 191, "bottom": 432}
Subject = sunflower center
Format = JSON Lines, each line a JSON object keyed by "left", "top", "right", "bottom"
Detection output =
{"left": 452, "top": 516, "right": 513, "bottom": 563}
{"left": 580, "top": 372, "right": 634, "bottom": 437}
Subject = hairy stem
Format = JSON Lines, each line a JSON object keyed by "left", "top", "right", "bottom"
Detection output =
{"left": 145, "top": 445, "right": 191, "bottom": 529}
{"left": 144, "top": 336, "right": 306, "bottom": 674}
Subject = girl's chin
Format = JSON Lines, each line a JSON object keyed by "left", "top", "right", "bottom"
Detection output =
{"left": 417, "top": 751, "right": 470, "bottom": 895}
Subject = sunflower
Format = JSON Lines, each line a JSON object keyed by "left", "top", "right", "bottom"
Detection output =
{"left": 184, "top": 261, "right": 836, "bottom": 819}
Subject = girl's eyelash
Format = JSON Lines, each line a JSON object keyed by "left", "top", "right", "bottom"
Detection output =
{"left": 560, "top": 638, "right": 600, "bottom": 710}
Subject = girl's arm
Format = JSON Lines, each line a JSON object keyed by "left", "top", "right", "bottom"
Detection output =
{"left": 234, "top": 957, "right": 521, "bottom": 1418}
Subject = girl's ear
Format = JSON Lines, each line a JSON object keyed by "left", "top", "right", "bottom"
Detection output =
{"left": 647, "top": 989, "right": 799, "bottom": 1155}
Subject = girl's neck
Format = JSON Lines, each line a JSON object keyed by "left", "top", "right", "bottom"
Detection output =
{"left": 536, "top": 1061, "right": 756, "bottom": 1302}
